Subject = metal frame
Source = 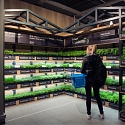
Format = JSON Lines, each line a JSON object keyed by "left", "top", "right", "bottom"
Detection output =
{"left": 4, "top": 9, "right": 63, "bottom": 34}
{"left": 4, "top": 7, "right": 125, "bottom": 35}
{"left": 64, "top": 7, "right": 125, "bottom": 34}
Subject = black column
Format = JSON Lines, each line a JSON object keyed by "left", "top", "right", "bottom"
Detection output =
{"left": 0, "top": 0, "right": 6, "bottom": 124}
{"left": 119, "top": 8, "right": 123, "bottom": 112}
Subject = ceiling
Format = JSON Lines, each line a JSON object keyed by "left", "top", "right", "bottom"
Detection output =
{"left": 5, "top": 0, "right": 125, "bottom": 35}
{"left": 20, "top": 0, "right": 125, "bottom": 18}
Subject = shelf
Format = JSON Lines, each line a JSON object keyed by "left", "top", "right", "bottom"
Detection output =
{"left": 4, "top": 67, "right": 121, "bottom": 76}
{"left": 5, "top": 82, "right": 65, "bottom": 95}
{"left": 120, "top": 38, "right": 125, "bottom": 41}
{"left": 4, "top": 68, "right": 66, "bottom": 75}
{"left": 103, "top": 85, "right": 119, "bottom": 92}
{"left": 4, "top": 79, "right": 67, "bottom": 90}
{"left": 119, "top": 112, "right": 125, "bottom": 121}
{"left": 120, "top": 65, "right": 125, "bottom": 68}
{"left": 4, "top": 55, "right": 120, "bottom": 61}
{"left": 5, "top": 92, "right": 119, "bottom": 111}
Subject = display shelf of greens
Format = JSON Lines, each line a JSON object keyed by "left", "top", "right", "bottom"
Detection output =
{"left": 75, "top": 88, "right": 86, "bottom": 99}
{"left": 4, "top": 73, "right": 70, "bottom": 90}
{"left": 4, "top": 63, "right": 120, "bottom": 75}
{"left": 5, "top": 84, "right": 65, "bottom": 107}
{"left": 4, "top": 73, "right": 121, "bottom": 91}
{"left": 104, "top": 63, "right": 119, "bottom": 69}
{"left": 100, "top": 91, "right": 119, "bottom": 110}
{"left": 5, "top": 84, "right": 125, "bottom": 109}
{"left": 4, "top": 47, "right": 121, "bottom": 57}
{"left": 4, "top": 62, "right": 118, "bottom": 70}
{"left": 4, "top": 73, "right": 70, "bottom": 84}
{"left": 105, "top": 77, "right": 119, "bottom": 91}
{"left": 64, "top": 84, "right": 75, "bottom": 96}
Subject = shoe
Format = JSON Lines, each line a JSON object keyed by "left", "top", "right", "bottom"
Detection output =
{"left": 98, "top": 114, "right": 104, "bottom": 119}
{"left": 87, "top": 114, "right": 91, "bottom": 120}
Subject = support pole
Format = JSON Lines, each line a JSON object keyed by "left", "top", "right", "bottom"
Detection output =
{"left": 119, "top": 8, "right": 123, "bottom": 113}
{"left": 0, "top": 0, "right": 6, "bottom": 124}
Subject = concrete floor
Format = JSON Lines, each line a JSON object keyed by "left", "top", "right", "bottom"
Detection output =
{"left": 5, "top": 95, "right": 125, "bottom": 125}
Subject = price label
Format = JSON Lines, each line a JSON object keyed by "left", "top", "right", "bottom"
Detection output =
{"left": 42, "top": 65, "right": 46, "bottom": 67}
{"left": 69, "top": 64, "right": 73, "bottom": 67}
{"left": 14, "top": 65, "right": 20, "bottom": 68}
{"left": 106, "top": 66, "right": 111, "bottom": 69}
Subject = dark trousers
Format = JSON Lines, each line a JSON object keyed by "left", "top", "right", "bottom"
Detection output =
{"left": 85, "top": 79, "right": 103, "bottom": 115}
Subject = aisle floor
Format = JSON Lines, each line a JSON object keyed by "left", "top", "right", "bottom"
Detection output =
{"left": 5, "top": 95, "right": 125, "bottom": 125}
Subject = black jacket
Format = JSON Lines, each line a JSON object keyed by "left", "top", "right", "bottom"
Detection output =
{"left": 81, "top": 54, "right": 102, "bottom": 74}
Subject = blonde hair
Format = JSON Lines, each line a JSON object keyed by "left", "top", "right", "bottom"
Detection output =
{"left": 86, "top": 45, "right": 97, "bottom": 55}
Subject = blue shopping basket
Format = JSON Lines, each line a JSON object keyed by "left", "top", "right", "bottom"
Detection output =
{"left": 71, "top": 73, "right": 87, "bottom": 88}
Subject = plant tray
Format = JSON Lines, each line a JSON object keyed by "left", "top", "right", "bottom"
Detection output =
{"left": 71, "top": 73, "right": 87, "bottom": 88}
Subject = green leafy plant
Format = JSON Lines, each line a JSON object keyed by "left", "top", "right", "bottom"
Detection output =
{"left": 5, "top": 84, "right": 125, "bottom": 104}
{"left": 4, "top": 65, "right": 14, "bottom": 69}
{"left": 4, "top": 47, "right": 123, "bottom": 56}
{"left": 105, "top": 77, "right": 119, "bottom": 86}
{"left": 4, "top": 73, "right": 69, "bottom": 84}
{"left": 4, "top": 77, "right": 15, "bottom": 84}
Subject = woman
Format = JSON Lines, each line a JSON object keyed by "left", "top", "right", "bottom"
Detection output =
{"left": 81, "top": 45, "right": 104, "bottom": 120}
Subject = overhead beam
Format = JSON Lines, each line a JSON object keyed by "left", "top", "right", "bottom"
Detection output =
{"left": 78, "top": 0, "right": 123, "bottom": 16}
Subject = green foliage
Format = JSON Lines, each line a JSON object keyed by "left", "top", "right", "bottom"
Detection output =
{"left": 119, "top": 55, "right": 125, "bottom": 60}
{"left": 5, "top": 84, "right": 65, "bottom": 101}
{"left": 100, "top": 91, "right": 119, "bottom": 104}
{"left": 4, "top": 73, "right": 69, "bottom": 84}
{"left": 4, "top": 77, "right": 15, "bottom": 83}
{"left": 63, "top": 84, "right": 75, "bottom": 92}
{"left": 105, "top": 77, "right": 119, "bottom": 86}
{"left": 103, "top": 63, "right": 119, "bottom": 69}
{"left": 5, "top": 84, "right": 125, "bottom": 105}
{"left": 4, "top": 65, "right": 14, "bottom": 69}
{"left": 73, "top": 63, "right": 82, "bottom": 68}
{"left": 75, "top": 88, "right": 86, "bottom": 95}
{"left": 4, "top": 47, "right": 122, "bottom": 56}
{"left": 4, "top": 62, "right": 119, "bottom": 70}
{"left": 123, "top": 81, "right": 125, "bottom": 86}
